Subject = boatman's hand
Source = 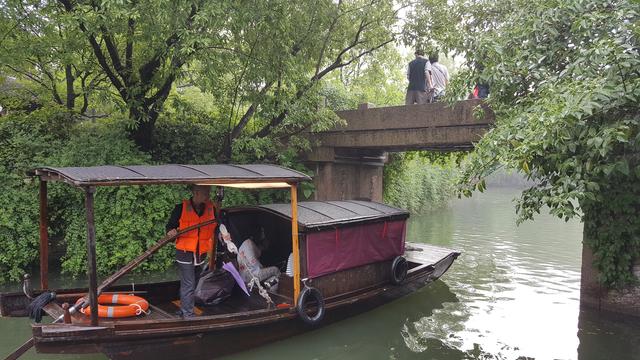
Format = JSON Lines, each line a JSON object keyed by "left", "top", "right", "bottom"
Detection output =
{"left": 167, "top": 229, "right": 178, "bottom": 237}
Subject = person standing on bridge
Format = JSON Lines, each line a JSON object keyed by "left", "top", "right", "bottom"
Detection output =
{"left": 429, "top": 54, "right": 449, "bottom": 102}
{"left": 405, "top": 48, "right": 434, "bottom": 105}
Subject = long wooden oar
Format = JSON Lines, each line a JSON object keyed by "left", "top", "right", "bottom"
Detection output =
{"left": 62, "top": 219, "right": 218, "bottom": 320}
{"left": 3, "top": 338, "right": 33, "bottom": 360}
{"left": 3, "top": 219, "right": 216, "bottom": 360}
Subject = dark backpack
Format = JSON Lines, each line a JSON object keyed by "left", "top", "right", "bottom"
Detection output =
{"left": 195, "top": 269, "right": 236, "bottom": 306}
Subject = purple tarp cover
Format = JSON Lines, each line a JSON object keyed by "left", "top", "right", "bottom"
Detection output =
{"left": 222, "top": 262, "right": 250, "bottom": 296}
{"left": 305, "top": 220, "right": 406, "bottom": 278}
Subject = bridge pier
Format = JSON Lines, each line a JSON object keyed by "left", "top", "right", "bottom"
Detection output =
{"left": 307, "top": 147, "right": 386, "bottom": 201}
{"left": 581, "top": 240, "right": 640, "bottom": 317}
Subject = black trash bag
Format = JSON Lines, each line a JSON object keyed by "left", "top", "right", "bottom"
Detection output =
{"left": 195, "top": 269, "right": 236, "bottom": 306}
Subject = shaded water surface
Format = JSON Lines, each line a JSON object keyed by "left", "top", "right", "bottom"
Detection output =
{"left": 2, "top": 189, "right": 639, "bottom": 359}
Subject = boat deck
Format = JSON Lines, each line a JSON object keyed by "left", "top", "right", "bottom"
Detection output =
{"left": 43, "top": 291, "right": 289, "bottom": 324}
{"left": 404, "top": 241, "right": 460, "bottom": 265}
{"left": 154, "top": 289, "right": 292, "bottom": 318}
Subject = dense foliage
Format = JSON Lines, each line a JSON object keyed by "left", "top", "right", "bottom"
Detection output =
{"left": 0, "top": 106, "right": 70, "bottom": 281}
{"left": 408, "top": 0, "right": 640, "bottom": 287}
{"left": 1, "top": 0, "right": 398, "bottom": 152}
{"left": 0, "top": 106, "right": 186, "bottom": 280}
{"left": 384, "top": 153, "right": 457, "bottom": 213}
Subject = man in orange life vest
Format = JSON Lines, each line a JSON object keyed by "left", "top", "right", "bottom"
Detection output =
{"left": 166, "top": 185, "right": 217, "bottom": 318}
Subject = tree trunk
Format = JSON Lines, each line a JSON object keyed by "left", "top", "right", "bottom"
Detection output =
{"left": 218, "top": 134, "right": 232, "bottom": 163}
{"left": 65, "top": 65, "right": 75, "bottom": 110}
{"left": 129, "top": 107, "right": 157, "bottom": 152}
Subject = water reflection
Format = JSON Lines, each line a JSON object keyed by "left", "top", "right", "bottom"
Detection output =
{"left": 404, "top": 189, "right": 585, "bottom": 359}
{"left": 578, "top": 308, "right": 640, "bottom": 360}
{"left": 223, "top": 280, "right": 459, "bottom": 360}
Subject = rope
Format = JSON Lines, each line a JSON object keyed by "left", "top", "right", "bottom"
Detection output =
{"left": 22, "top": 281, "right": 33, "bottom": 300}
{"left": 247, "top": 277, "right": 274, "bottom": 307}
{"left": 129, "top": 300, "right": 151, "bottom": 316}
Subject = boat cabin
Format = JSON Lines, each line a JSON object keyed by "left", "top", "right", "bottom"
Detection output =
{"left": 225, "top": 201, "right": 409, "bottom": 299}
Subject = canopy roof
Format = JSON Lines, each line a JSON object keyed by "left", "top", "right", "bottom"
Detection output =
{"left": 257, "top": 200, "right": 409, "bottom": 230}
{"left": 30, "top": 164, "right": 311, "bottom": 188}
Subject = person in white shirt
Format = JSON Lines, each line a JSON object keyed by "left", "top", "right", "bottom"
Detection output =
{"left": 237, "top": 227, "right": 281, "bottom": 283}
{"left": 429, "top": 54, "right": 449, "bottom": 101}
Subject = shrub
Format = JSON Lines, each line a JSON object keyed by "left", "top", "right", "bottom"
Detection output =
{"left": 0, "top": 106, "right": 71, "bottom": 282}
{"left": 46, "top": 119, "right": 187, "bottom": 277}
{"left": 383, "top": 152, "right": 457, "bottom": 213}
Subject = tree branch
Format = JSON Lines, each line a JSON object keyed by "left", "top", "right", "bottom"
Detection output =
{"left": 100, "top": 29, "right": 127, "bottom": 83}
{"left": 57, "top": 0, "right": 128, "bottom": 100}
{"left": 230, "top": 81, "right": 275, "bottom": 140}
{"left": 315, "top": 0, "right": 342, "bottom": 77}
{"left": 38, "top": 60, "right": 64, "bottom": 105}
{"left": 79, "top": 72, "right": 90, "bottom": 113}
{"left": 125, "top": 17, "right": 134, "bottom": 81}
{"left": 254, "top": 33, "right": 394, "bottom": 139}
{"left": 330, "top": 37, "right": 394, "bottom": 71}
{"left": 227, "top": 34, "right": 263, "bottom": 139}
{"left": 139, "top": 3, "right": 198, "bottom": 85}
{"left": 65, "top": 64, "right": 76, "bottom": 109}
{"left": 4, "top": 64, "right": 47, "bottom": 89}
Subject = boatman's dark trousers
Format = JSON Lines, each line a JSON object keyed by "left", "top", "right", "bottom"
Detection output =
{"left": 177, "top": 251, "right": 205, "bottom": 317}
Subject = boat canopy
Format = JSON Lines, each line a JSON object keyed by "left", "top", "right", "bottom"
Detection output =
{"left": 29, "top": 164, "right": 311, "bottom": 188}
{"left": 258, "top": 200, "right": 409, "bottom": 231}
{"left": 30, "top": 163, "right": 310, "bottom": 320}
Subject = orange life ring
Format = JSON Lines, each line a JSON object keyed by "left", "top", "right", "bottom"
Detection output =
{"left": 78, "top": 294, "right": 149, "bottom": 318}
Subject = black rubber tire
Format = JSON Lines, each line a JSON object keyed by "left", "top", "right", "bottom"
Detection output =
{"left": 390, "top": 256, "right": 408, "bottom": 285}
{"left": 296, "top": 286, "right": 325, "bottom": 326}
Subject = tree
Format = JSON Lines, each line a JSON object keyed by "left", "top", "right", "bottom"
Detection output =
{"left": 52, "top": 0, "right": 226, "bottom": 150}
{"left": 4, "top": 0, "right": 400, "bottom": 153}
{"left": 190, "top": 0, "right": 399, "bottom": 160}
{"left": 407, "top": 0, "right": 640, "bottom": 287}
{"left": 0, "top": 0, "right": 106, "bottom": 113}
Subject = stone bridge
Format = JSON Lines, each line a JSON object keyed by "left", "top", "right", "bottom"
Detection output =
{"left": 307, "top": 99, "right": 494, "bottom": 201}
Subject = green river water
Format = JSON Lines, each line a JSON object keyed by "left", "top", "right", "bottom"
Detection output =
{"left": 2, "top": 188, "right": 639, "bottom": 359}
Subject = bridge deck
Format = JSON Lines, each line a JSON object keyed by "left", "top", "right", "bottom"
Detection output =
{"left": 311, "top": 100, "right": 493, "bottom": 152}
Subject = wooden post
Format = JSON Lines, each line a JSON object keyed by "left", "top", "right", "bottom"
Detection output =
{"left": 39, "top": 180, "right": 48, "bottom": 289}
{"left": 210, "top": 188, "right": 223, "bottom": 271}
{"left": 84, "top": 187, "right": 99, "bottom": 326}
{"left": 62, "top": 303, "right": 71, "bottom": 324}
{"left": 290, "top": 184, "right": 301, "bottom": 306}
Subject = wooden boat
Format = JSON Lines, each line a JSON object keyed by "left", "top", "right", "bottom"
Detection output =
{"left": 0, "top": 164, "right": 459, "bottom": 360}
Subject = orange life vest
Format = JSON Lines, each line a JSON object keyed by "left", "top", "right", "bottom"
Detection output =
{"left": 176, "top": 199, "right": 216, "bottom": 255}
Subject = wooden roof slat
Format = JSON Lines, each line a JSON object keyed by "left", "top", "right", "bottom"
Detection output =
{"left": 175, "top": 165, "right": 212, "bottom": 176}
{"left": 113, "top": 165, "right": 148, "bottom": 178}
{"left": 222, "top": 164, "right": 265, "bottom": 176}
